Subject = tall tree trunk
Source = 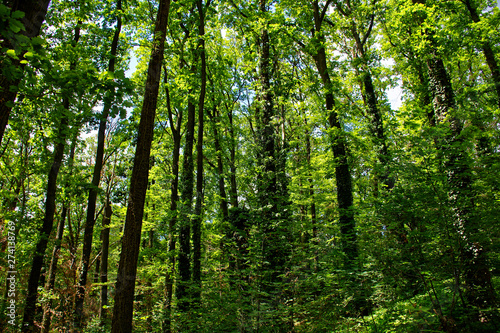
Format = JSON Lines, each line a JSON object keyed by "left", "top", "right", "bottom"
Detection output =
{"left": 462, "top": 0, "right": 498, "bottom": 157}
{"left": 256, "top": 0, "right": 291, "bottom": 329}
{"left": 99, "top": 196, "right": 112, "bottom": 325}
{"left": 176, "top": 104, "right": 195, "bottom": 313}
{"left": 412, "top": 0, "right": 497, "bottom": 324}
{"left": 345, "top": 12, "right": 392, "bottom": 191}
{"left": 176, "top": 32, "right": 198, "bottom": 315}
{"left": 74, "top": 1, "right": 122, "bottom": 326}
{"left": 21, "top": 23, "right": 81, "bottom": 332}
{"left": 305, "top": 128, "right": 318, "bottom": 271}
{"left": 192, "top": 0, "right": 207, "bottom": 308}
{"left": 110, "top": 1, "right": 170, "bottom": 331}
{"left": 463, "top": 0, "right": 500, "bottom": 108}
{"left": 311, "top": 1, "right": 357, "bottom": 267}
{"left": 427, "top": 53, "right": 497, "bottom": 317}
{"left": 0, "top": 0, "right": 51, "bottom": 145}
{"left": 40, "top": 130, "right": 79, "bottom": 333}
{"left": 227, "top": 108, "right": 238, "bottom": 208}
{"left": 162, "top": 70, "right": 182, "bottom": 333}
{"left": 359, "top": 70, "right": 391, "bottom": 187}
{"left": 209, "top": 106, "right": 229, "bottom": 220}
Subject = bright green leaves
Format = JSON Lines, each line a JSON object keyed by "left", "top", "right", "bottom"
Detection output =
{"left": 6, "top": 49, "right": 17, "bottom": 59}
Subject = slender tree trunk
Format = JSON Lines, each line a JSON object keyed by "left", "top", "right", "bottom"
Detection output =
{"left": 192, "top": 0, "right": 207, "bottom": 308}
{"left": 209, "top": 106, "right": 229, "bottom": 220}
{"left": 21, "top": 23, "right": 81, "bottom": 332}
{"left": 21, "top": 85, "right": 69, "bottom": 333}
{"left": 227, "top": 109, "right": 238, "bottom": 208}
{"left": 463, "top": 0, "right": 498, "bottom": 157}
{"left": 256, "top": 1, "right": 291, "bottom": 329}
{"left": 359, "top": 70, "right": 391, "bottom": 187}
{"left": 305, "top": 129, "right": 318, "bottom": 271}
{"left": 110, "top": 1, "right": 170, "bottom": 331}
{"left": 464, "top": 0, "right": 500, "bottom": 108}
{"left": 0, "top": 0, "right": 51, "bottom": 145}
{"left": 74, "top": 2, "right": 122, "bottom": 326}
{"left": 162, "top": 73, "right": 181, "bottom": 333}
{"left": 99, "top": 197, "right": 112, "bottom": 325}
{"left": 40, "top": 130, "right": 79, "bottom": 333}
{"left": 347, "top": 17, "right": 392, "bottom": 190}
{"left": 177, "top": 103, "right": 195, "bottom": 313}
{"left": 310, "top": 0, "right": 356, "bottom": 269}
{"left": 176, "top": 34, "right": 198, "bottom": 315}
{"left": 313, "top": 47, "right": 356, "bottom": 268}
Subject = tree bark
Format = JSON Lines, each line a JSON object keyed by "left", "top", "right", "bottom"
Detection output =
{"left": 0, "top": 0, "right": 51, "bottom": 145}
{"left": 412, "top": 0, "right": 497, "bottom": 323}
{"left": 74, "top": 1, "right": 122, "bottom": 326}
{"left": 21, "top": 22, "right": 80, "bottom": 332}
{"left": 427, "top": 54, "right": 497, "bottom": 315}
{"left": 227, "top": 108, "right": 238, "bottom": 208}
{"left": 192, "top": 0, "right": 207, "bottom": 307}
{"left": 311, "top": 0, "right": 357, "bottom": 268}
{"left": 464, "top": 0, "right": 500, "bottom": 108}
{"left": 162, "top": 68, "right": 182, "bottom": 333}
{"left": 176, "top": 30, "right": 198, "bottom": 315}
{"left": 345, "top": 12, "right": 392, "bottom": 190}
{"left": 255, "top": 1, "right": 291, "bottom": 329}
{"left": 110, "top": 1, "right": 170, "bottom": 331}
{"left": 176, "top": 101, "right": 195, "bottom": 314}
{"left": 40, "top": 130, "right": 79, "bottom": 333}
{"left": 99, "top": 197, "right": 112, "bottom": 325}
{"left": 209, "top": 106, "right": 229, "bottom": 220}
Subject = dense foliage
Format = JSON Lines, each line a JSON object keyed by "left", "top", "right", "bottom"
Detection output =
{"left": 1, "top": 0, "right": 499, "bottom": 332}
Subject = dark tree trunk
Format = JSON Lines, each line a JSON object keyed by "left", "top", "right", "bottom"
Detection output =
{"left": 176, "top": 21, "right": 200, "bottom": 314}
{"left": 464, "top": 0, "right": 500, "bottom": 108}
{"left": 99, "top": 197, "right": 112, "bottom": 325}
{"left": 312, "top": 43, "right": 357, "bottom": 268}
{"left": 347, "top": 14, "right": 392, "bottom": 191}
{"left": 305, "top": 129, "right": 318, "bottom": 271}
{"left": 74, "top": 2, "right": 122, "bottom": 327}
{"left": 40, "top": 130, "right": 79, "bottom": 333}
{"left": 255, "top": 1, "right": 291, "bottom": 330}
{"left": 310, "top": 0, "right": 356, "bottom": 269}
{"left": 110, "top": 1, "right": 170, "bottom": 331}
{"left": 21, "top": 23, "right": 81, "bottom": 333}
{"left": 412, "top": 0, "right": 497, "bottom": 323}
{"left": 227, "top": 109, "right": 238, "bottom": 208}
{"left": 192, "top": 0, "right": 207, "bottom": 307}
{"left": 360, "top": 70, "right": 392, "bottom": 187}
{"left": 209, "top": 106, "right": 229, "bottom": 220}
{"left": 0, "top": 0, "right": 51, "bottom": 145}
{"left": 176, "top": 101, "right": 195, "bottom": 313}
{"left": 162, "top": 69, "right": 182, "bottom": 333}
{"left": 427, "top": 54, "right": 497, "bottom": 317}
{"left": 21, "top": 84, "right": 69, "bottom": 333}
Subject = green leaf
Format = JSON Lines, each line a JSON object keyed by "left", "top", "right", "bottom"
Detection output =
{"left": 0, "top": 5, "right": 9, "bottom": 17}
{"left": 31, "top": 37, "right": 44, "bottom": 46}
{"left": 9, "top": 20, "right": 24, "bottom": 33}
{"left": 24, "top": 51, "right": 34, "bottom": 58}
{"left": 6, "top": 49, "right": 18, "bottom": 59}
{"left": 11, "top": 10, "right": 25, "bottom": 19}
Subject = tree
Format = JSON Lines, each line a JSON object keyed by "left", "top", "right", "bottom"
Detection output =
{"left": 74, "top": 0, "right": 123, "bottom": 326}
{"left": 0, "top": 0, "right": 51, "bottom": 145}
{"left": 21, "top": 21, "right": 81, "bottom": 332}
{"left": 110, "top": 0, "right": 170, "bottom": 331}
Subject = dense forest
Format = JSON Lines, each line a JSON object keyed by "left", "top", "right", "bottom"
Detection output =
{"left": 1, "top": 0, "right": 499, "bottom": 332}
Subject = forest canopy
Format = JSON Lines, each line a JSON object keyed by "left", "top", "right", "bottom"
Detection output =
{"left": 1, "top": 0, "right": 499, "bottom": 332}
